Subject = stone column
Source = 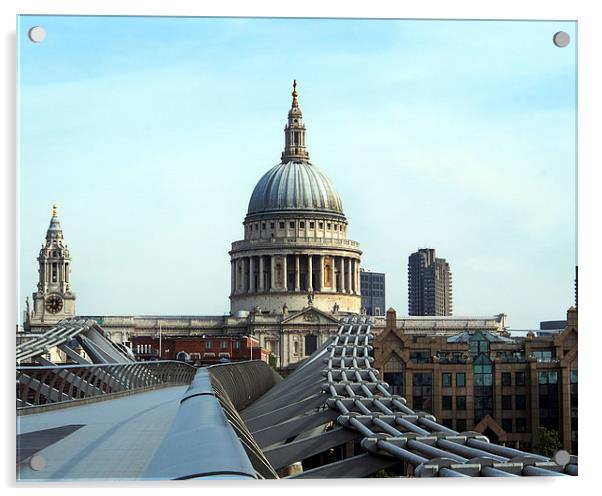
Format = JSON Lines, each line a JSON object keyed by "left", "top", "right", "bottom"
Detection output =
{"left": 231, "top": 260, "right": 235, "bottom": 295}
{"left": 295, "top": 255, "right": 300, "bottom": 291}
{"left": 249, "top": 256, "right": 255, "bottom": 293}
{"left": 331, "top": 256, "right": 336, "bottom": 291}
{"left": 259, "top": 256, "right": 265, "bottom": 291}
{"left": 356, "top": 260, "right": 361, "bottom": 295}
{"left": 307, "top": 255, "right": 313, "bottom": 291}
{"left": 242, "top": 257, "right": 249, "bottom": 293}
{"left": 341, "top": 256, "right": 346, "bottom": 293}
{"left": 270, "top": 255, "right": 276, "bottom": 291}
{"left": 346, "top": 258, "right": 352, "bottom": 293}
{"left": 319, "top": 255, "right": 325, "bottom": 291}
{"left": 282, "top": 254, "right": 288, "bottom": 290}
{"left": 350, "top": 259, "right": 355, "bottom": 294}
{"left": 234, "top": 259, "right": 239, "bottom": 293}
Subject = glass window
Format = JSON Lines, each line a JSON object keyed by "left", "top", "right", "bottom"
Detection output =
{"left": 206, "top": 340, "right": 213, "bottom": 349}
{"left": 515, "top": 394, "right": 526, "bottom": 410}
{"left": 319, "top": 222, "right": 323, "bottom": 229}
{"left": 570, "top": 370, "right": 578, "bottom": 383}
{"left": 456, "top": 396, "right": 466, "bottom": 410}
{"left": 538, "top": 370, "right": 559, "bottom": 385}
{"left": 262, "top": 223, "right": 266, "bottom": 230}
{"left": 270, "top": 222, "right": 275, "bottom": 229}
{"left": 456, "top": 372, "right": 466, "bottom": 387}
{"left": 221, "top": 340, "right": 228, "bottom": 349}
{"left": 327, "top": 223, "right": 331, "bottom": 230}
{"left": 383, "top": 355, "right": 404, "bottom": 396}
{"left": 515, "top": 371, "right": 526, "bottom": 386}
{"left": 469, "top": 331, "right": 490, "bottom": 356}
{"left": 442, "top": 395, "right": 452, "bottom": 410}
{"left": 279, "top": 222, "right": 285, "bottom": 229}
{"left": 310, "top": 222, "right": 315, "bottom": 229}
{"left": 502, "top": 395, "right": 512, "bottom": 410}
{"left": 533, "top": 350, "right": 554, "bottom": 362}
{"left": 234, "top": 341, "right": 241, "bottom": 349}
{"left": 516, "top": 418, "right": 527, "bottom": 433}
{"left": 501, "top": 372, "right": 512, "bottom": 386}
{"left": 502, "top": 418, "right": 513, "bottom": 433}
{"left": 538, "top": 374, "right": 559, "bottom": 431}
{"left": 442, "top": 418, "right": 453, "bottom": 429}
{"left": 412, "top": 372, "right": 433, "bottom": 411}
{"left": 456, "top": 419, "right": 467, "bottom": 432}
{"left": 410, "top": 351, "right": 431, "bottom": 363}
{"left": 300, "top": 221, "right": 305, "bottom": 228}
{"left": 289, "top": 221, "right": 295, "bottom": 229}
{"left": 442, "top": 373, "right": 452, "bottom": 387}
{"left": 473, "top": 354, "right": 494, "bottom": 422}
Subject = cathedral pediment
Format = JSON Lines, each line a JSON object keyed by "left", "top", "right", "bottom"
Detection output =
{"left": 281, "top": 307, "right": 341, "bottom": 325}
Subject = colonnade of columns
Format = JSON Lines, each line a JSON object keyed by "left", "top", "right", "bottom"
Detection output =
{"left": 231, "top": 253, "right": 361, "bottom": 296}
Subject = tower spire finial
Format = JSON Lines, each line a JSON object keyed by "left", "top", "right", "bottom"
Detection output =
{"left": 282, "top": 81, "right": 309, "bottom": 162}
{"left": 52, "top": 204, "right": 58, "bottom": 217}
{"left": 292, "top": 79, "right": 298, "bottom": 108}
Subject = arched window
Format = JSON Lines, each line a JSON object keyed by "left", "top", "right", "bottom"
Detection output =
{"left": 383, "top": 355, "right": 404, "bottom": 396}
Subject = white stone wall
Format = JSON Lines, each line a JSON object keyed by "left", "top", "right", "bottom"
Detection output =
{"left": 231, "top": 291, "right": 360, "bottom": 315}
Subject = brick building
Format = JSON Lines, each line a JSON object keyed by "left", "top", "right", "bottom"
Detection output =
{"left": 131, "top": 335, "right": 269, "bottom": 366}
{"left": 373, "top": 307, "right": 578, "bottom": 454}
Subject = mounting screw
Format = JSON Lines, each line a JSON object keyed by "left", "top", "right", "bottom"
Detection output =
{"left": 28, "top": 26, "right": 46, "bottom": 43}
{"left": 553, "top": 31, "right": 570, "bottom": 48}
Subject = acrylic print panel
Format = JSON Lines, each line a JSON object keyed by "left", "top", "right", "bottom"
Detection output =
{"left": 16, "top": 16, "right": 577, "bottom": 481}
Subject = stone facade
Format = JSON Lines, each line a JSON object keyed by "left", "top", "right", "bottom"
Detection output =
{"left": 82, "top": 305, "right": 342, "bottom": 368}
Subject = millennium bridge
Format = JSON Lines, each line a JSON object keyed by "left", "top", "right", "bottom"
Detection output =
{"left": 16, "top": 315, "right": 578, "bottom": 480}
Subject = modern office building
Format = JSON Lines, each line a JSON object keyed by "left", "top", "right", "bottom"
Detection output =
{"left": 374, "top": 307, "right": 578, "bottom": 455}
{"left": 360, "top": 269, "right": 385, "bottom": 316}
{"left": 408, "top": 248, "right": 452, "bottom": 316}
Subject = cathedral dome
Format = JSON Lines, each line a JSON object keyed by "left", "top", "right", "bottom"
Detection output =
{"left": 247, "top": 161, "right": 344, "bottom": 217}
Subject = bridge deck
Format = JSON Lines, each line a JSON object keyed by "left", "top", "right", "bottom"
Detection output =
{"left": 17, "top": 385, "right": 188, "bottom": 481}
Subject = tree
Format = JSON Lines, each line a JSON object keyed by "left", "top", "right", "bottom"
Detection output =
{"left": 533, "top": 427, "right": 561, "bottom": 457}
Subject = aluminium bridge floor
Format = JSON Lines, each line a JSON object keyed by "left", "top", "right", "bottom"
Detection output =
{"left": 17, "top": 385, "right": 188, "bottom": 481}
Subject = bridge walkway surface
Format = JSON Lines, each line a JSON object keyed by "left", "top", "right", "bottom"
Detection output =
{"left": 17, "top": 385, "right": 188, "bottom": 481}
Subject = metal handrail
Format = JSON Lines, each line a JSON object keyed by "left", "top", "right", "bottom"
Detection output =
{"left": 16, "top": 361, "right": 196, "bottom": 408}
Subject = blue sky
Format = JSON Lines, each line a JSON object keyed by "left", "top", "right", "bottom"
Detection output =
{"left": 17, "top": 16, "right": 576, "bottom": 328}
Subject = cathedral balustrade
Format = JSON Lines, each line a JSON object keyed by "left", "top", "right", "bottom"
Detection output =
{"left": 231, "top": 237, "right": 360, "bottom": 251}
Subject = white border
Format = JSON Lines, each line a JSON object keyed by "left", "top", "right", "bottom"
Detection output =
{"left": 2, "top": 1, "right": 600, "bottom": 495}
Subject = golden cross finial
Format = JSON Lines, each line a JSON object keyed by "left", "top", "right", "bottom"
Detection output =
{"left": 292, "top": 79, "right": 299, "bottom": 107}
{"left": 52, "top": 204, "right": 58, "bottom": 217}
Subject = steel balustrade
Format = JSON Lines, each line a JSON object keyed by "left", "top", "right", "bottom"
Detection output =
{"left": 16, "top": 361, "right": 196, "bottom": 409}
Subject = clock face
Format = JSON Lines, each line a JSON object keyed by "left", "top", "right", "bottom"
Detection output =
{"left": 46, "top": 294, "right": 63, "bottom": 314}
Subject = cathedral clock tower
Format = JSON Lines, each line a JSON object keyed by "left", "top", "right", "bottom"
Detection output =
{"left": 29, "top": 205, "right": 76, "bottom": 328}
